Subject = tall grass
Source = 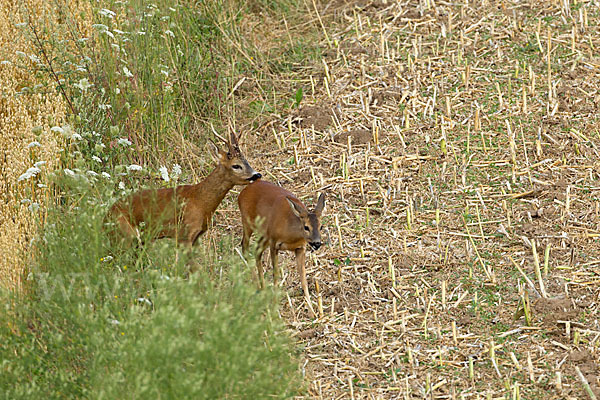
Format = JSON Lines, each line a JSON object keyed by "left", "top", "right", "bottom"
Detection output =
{"left": 1, "top": 190, "right": 300, "bottom": 398}
{"left": 1, "top": 0, "right": 307, "bottom": 397}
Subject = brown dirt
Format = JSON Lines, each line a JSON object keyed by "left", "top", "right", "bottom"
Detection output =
{"left": 210, "top": 0, "right": 600, "bottom": 398}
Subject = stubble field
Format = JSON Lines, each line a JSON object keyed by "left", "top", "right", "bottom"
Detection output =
{"left": 3, "top": 0, "right": 600, "bottom": 398}
{"left": 213, "top": 1, "right": 600, "bottom": 398}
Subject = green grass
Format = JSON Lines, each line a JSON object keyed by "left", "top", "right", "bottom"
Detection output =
{"left": 0, "top": 192, "right": 300, "bottom": 398}
{"left": 2, "top": 0, "right": 310, "bottom": 397}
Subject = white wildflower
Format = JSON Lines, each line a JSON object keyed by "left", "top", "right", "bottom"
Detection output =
{"left": 108, "top": 319, "right": 120, "bottom": 325}
{"left": 159, "top": 166, "right": 169, "bottom": 181}
{"left": 50, "top": 126, "right": 64, "bottom": 134}
{"left": 137, "top": 31, "right": 146, "bottom": 35}
{"left": 37, "top": 183, "right": 47, "bottom": 188}
{"left": 34, "top": 161, "right": 46, "bottom": 168}
{"left": 1, "top": 60, "right": 12, "bottom": 65}
{"left": 61, "top": 125, "right": 74, "bottom": 139}
{"left": 15, "top": 51, "right": 26, "bottom": 58}
{"left": 92, "top": 156, "right": 102, "bottom": 163}
{"left": 71, "top": 133, "right": 83, "bottom": 141}
{"left": 64, "top": 168, "right": 75, "bottom": 177}
{"left": 113, "top": 29, "right": 125, "bottom": 35}
{"left": 117, "top": 138, "right": 132, "bottom": 146}
{"left": 118, "top": 181, "right": 125, "bottom": 189}
{"left": 28, "top": 141, "right": 41, "bottom": 148}
{"left": 87, "top": 170, "right": 99, "bottom": 177}
{"left": 172, "top": 163, "right": 182, "bottom": 178}
{"left": 136, "top": 297, "right": 152, "bottom": 306}
{"left": 18, "top": 167, "right": 41, "bottom": 181}
{"left": 101, "top": 172, "right": 111, "bottom": 179}
{"left": 21, "top": 199, "right": 31, "bottom": 204}
{"left": 123, "top": 66, "right": 133, "bottom": 78}
{"left": 92, "top": 24, "right": 109, "bottom": 32}
{"left": 15, "top": 22, "right": 27, "bottom": 28}
{"left": 28, "top": 54, "right": 41, "bottom": 64}
{"left": 28, "top": 202, "right": 40, "bottom": 212}
{"left": 74, "top": 78, "right": 93, "bottom": 92}
{"left": 99, "top": 104, "right": 112, "bottom": 110}
{"left": 103, "top": 30, "right": 114, "bottom": 39}
{"left": 164, "top": 29, "right": 174, "bottom": 38}
{"left": 127, "top": 164, "right": 142, "bottom": 172}
{"left": 99, "top": 8, "right": 116, "bottom": 18}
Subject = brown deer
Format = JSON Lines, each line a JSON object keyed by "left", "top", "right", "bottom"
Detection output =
{"left": 238, "top": 180, "right": 325, "bottom": 299}
{"left": 108, "top": 132, "right": 261, "bottom": 246}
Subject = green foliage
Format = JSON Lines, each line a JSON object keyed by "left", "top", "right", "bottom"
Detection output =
{"left": 2, "top": 0, "right": 306, "bottom": 398}
{"left": 0, "top": 189, "right": 300, "bottom": 398}
{"left": 293, "top": 87, "right": 303, "bottom": 108}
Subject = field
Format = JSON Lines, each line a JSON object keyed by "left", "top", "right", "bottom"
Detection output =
{"left": 226, "top": 0, "right": 600, "bottom": 397}
{"left": 2, "top": 0, "right": 600, "bottom": 398}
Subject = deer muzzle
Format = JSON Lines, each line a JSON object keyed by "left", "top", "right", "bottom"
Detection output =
{"left": 248, "top": 173, "right": 262, "bottom": 182}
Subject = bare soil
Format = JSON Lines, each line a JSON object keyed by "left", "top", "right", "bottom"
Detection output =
{"left": 210, "top": 0, "right": 600, "bottom": 398}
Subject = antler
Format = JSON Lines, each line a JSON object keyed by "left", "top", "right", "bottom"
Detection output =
{"left": 229, "top": 130, "right": 239, "bottom": 148}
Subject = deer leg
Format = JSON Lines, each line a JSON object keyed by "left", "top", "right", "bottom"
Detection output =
{"left": 114, "top": 214, "right": 137, "bottom": 246}
{"left": 187, "top": 229, "right": 205, "bottom": 247}
{"left": 255, "top": 238, "right": 268, "bottom": 290}
{"left": 270, "top": 243, "right": 280, "bottom": 286}
{"left": 295, "top": 247, "right": 309, "bottom": 299}
{"left": 241, "top": 223, "right": 253, "bottom": 257}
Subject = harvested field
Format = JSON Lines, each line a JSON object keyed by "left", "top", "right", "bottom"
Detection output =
{"left": 3, "top": 0, "right": 600, "bottom": 397}
{"left": 211, "top": 0, "right": 600, "bottom": 398}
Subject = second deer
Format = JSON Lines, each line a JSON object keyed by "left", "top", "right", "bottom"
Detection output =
{"left": 238, "top": 180, "right": 325, "bottom": 299}
{"left": 108, "top": 132, "right": 261, "bottom": 246}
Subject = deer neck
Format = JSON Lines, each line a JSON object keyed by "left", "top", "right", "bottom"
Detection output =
{"left": 194, "top": 165, "right": 236, "bottom": 214}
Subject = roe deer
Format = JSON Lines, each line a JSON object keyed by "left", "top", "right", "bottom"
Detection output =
{"left": 108, "top": 132, "right": 261, "bottom": 246}
{"left": 238, "top": 180, "right": 325, "bottom": 299}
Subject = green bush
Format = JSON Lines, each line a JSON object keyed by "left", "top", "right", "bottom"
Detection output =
{"left": 1, "top": 194, "right": 300, "bottom": 399}
{"left": 2, "top": 0, "right": 308, "bottom": 398}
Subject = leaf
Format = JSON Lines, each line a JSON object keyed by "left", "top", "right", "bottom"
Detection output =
{"left": 294, "top": 87, "right": 303, "bottom": 108}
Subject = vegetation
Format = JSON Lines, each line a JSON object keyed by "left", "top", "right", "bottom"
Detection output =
{"left": 1, "top": 0, "right": 305, "bottom": 397}
{"left": 2, "top": 0, "right": 600, "bottom": 398}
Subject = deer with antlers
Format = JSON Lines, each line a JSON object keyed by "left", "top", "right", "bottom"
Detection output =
{"left": 108, "top": 132, "right": 261, "bottom": 246}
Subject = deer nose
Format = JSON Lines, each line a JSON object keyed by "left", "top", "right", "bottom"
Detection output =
{"left": 310, "top": 241, "right": 321, "bottom": 250}
{"left": 248, "top": 173, "right": 262, "bottom": 182}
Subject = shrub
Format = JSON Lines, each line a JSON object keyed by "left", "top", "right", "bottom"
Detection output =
{"left": 1, "top": 192, "right": 300, "bottom": 398}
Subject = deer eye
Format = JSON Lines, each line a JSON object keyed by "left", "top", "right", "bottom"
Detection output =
{"left": 304, "top": 226, "right": 310, "bottom": 231}
{"left": 232, "top": 165, "right": 242, "bottom": 170}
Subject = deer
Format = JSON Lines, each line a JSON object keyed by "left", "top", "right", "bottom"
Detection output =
{"left": 108, "top": 131, "right": 261, "bottom": 246}
{"left": 237, "top": 179, "right": 325, "bottom": 299}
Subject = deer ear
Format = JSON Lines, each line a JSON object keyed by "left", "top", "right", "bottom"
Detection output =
{"left": 206, "top": 141, "right": 223, "bottom": 163}
{"left": 286, "top": 197, "right": 306, "bottom": 219}
{"left": 313, "top": 193, "right": 325, "bottom": 216}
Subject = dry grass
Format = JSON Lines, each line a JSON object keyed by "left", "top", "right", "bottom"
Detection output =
{"left": 0, "top": 0, "right": 92, "bottom": 290}
{"left": 3, "top": 0, "right": 600, "bottom": 397}
{"left": 209, "top": 0, "right": 600, "bottom": 398}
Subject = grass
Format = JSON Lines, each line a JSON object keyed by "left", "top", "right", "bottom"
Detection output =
{"left": 5, "top": 0, "right": 600, "bottom": 399}
{"left": 1, "top": 190, "right": 300, "bottom": 398}
{"left": 1, "top": 0, "right": 311, "bottom": 397}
